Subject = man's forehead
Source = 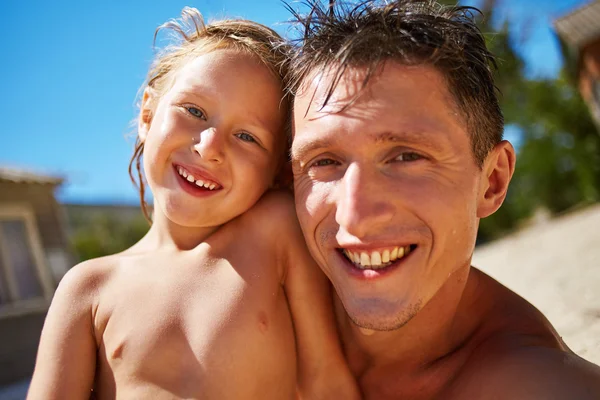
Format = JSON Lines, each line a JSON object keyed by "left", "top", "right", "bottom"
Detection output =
{"left": 290, "top": 62, "right": 468, "bottom": 158}
{"left": 293, "top": 62, "right": 458, "bottom": 119}
{"left": 294, "top": 64, "right": 375, "bottom": 116}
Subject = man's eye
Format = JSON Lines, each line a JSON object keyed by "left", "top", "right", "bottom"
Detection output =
{"left": 395, "top": 152, "right": 423, "bottom": 162}
{"left": 236, "top": 132, "right": 256, "bottom": 143}
{"left": 311, "top": 159, "right": 338, "bottom": 167}
{"left": 186, "top": 106, "right": 206, "bottom": 120}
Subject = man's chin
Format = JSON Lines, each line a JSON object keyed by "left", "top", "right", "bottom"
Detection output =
{"left": 343, "top": 298, "right": 424, "bottom": 332}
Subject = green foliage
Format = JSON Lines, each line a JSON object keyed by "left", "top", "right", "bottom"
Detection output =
{"left": 450, "top": 0, "right": 600, "bottom": 241}
{"left": 70, "top": 212, "right": 149, "bottom": 261}
{"left": 512, "top": 76, "right": 600, "bottom": 209}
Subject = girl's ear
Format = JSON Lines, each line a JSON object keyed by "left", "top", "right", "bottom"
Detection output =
{"left": 138, "top": 88, "right": 155, "bottom": 142}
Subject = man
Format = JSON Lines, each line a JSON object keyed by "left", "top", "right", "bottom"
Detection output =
{"left": 288, "top": 1, "right": 600, "bottom": 398}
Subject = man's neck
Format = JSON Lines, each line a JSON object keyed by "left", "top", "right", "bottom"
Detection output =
{"left": 336, "top": 266, "right": 487, "bottom": 379}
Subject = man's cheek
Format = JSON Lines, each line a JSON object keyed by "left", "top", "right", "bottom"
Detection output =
{"left": 298, "top": 181, "right": 328, "bottom": 216}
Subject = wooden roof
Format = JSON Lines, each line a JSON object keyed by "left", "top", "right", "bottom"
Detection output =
{"left": 0, "top": 166, "right": 64, "bottom": 185}
{"left": 555, "top": 0, "right": 600, "bottom": 49}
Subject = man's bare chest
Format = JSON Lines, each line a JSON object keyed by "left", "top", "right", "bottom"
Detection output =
{"left": 357, "top": 344, "right": 475, "bottom": 400}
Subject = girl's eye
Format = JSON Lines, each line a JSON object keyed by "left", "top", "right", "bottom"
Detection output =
{"left": 236, "top": 132, "right": 256, "bottom": 143}
{"left": 395, "top": 152, "right": 423, "bottom": 162}
{"left": 186, "top": 106, "right": 206, "bottom": 120}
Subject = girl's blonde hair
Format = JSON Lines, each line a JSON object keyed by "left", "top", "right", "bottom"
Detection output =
{"left": 129, "top": 7, "right": 290, "bottom": 221}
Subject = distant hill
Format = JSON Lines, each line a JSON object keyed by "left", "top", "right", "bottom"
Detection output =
{"left": 62, "top": 203, "right": 146, "bottom": 234}
{"left": 62, "top": 203, "right": 149, "bottom": 262}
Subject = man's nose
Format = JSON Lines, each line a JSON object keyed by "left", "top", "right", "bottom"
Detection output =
{"left": 334, "top": 163, "right": 395, "bottom": 238}
{"left": 192, "top": 127, "right": 225, "bottom": 163}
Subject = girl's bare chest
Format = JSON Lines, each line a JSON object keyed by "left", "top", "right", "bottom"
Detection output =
{"left": 95, "top": 257, "right": 295, "bottom": 396}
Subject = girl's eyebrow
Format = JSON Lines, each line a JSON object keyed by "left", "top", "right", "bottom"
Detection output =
{"left": 173, "top": 90, "right": 279, "bottom": 147}
{"left": 173, "top": 88, "right": 213, "bottom": 100}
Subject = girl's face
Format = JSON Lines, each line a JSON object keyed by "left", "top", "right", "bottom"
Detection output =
{"left": 139, "top": 49, "right": 287, "bottom": 228}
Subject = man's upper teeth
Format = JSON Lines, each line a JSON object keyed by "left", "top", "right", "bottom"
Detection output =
{"left": 343, "top": 246, "right": 411, "bottom": 269}
{"left": 177, "top": 166, "right": 218, "bottom": 190}
{"left": 360, "top": 252, "right": 371, "bottom": 266}
{"left": 382, "top": 249, "right": 390, "bottom": 263}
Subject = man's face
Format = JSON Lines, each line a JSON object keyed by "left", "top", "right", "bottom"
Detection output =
{"left": 292, "top": 63, "right": 486, "bottom": 330}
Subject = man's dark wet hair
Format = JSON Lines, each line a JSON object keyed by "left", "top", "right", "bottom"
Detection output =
{"left": 286, "top": 0, "right": 504, "bottom": 167}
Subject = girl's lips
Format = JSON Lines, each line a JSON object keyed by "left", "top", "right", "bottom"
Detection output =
{"left": 173, "top": 163, "right": 223, "bottom": 189}
{"left": 174, "top": 165, "right": 222, "bottom": 197}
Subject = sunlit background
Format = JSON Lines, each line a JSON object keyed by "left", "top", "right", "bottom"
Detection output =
{"left": 1, "top": 0, "right": 599, "bottom": 397}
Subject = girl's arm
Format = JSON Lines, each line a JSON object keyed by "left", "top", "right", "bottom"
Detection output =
{"left": 27, "top": 262, "right": 101, "bottom": 400}
{"left": 264, "top": 191, "right": 360, "bottom": 399}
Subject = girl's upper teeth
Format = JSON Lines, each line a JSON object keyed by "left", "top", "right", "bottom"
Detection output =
{"left": 343, "top": 246, "right": 411, "bottom": 269}
{"left": 177, "top": 166, "right": 219, "bottom": 190}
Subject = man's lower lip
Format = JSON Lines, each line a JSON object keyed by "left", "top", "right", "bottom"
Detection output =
{"left": 336, "top": 250, "right": 412, "bottom": 280}
{"left": 175, "top": 168, "right": 221, "bottom": 197}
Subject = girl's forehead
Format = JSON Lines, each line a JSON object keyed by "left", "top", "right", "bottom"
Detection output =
{"left": 180, "top": 49, "right": 264, "bottom": 76}
{"left": 167, "top": 49, "right": 277, "bottom": 93}
{"left": 151, "top": 50, "right": 262, "bottom": 101}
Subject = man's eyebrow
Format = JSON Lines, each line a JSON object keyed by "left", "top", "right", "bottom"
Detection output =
{"left": 374, "top": 131, "right": 448, "bottom": 153}
{"left": 291, "top": 130, "right": 448, "bottom": 161}
{"left": 291, "top": 137, "right": 334, "bottom": 161}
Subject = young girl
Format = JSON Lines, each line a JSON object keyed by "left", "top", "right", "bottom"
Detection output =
{"left": 27, "top": 8, "right": 358, "bottom": 400}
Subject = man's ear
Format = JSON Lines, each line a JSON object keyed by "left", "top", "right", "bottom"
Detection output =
{"left": 138, "top": 88, "right": 155, "bottom": 143}
{"left": 477, "top": 140, "right": 516, "bottom": 218}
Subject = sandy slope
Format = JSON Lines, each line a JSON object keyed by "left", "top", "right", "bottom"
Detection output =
{"left": 473, "top": 204, "right": 600, "bottom": 365}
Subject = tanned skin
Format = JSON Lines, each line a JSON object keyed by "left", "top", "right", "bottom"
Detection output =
{"left": 291, "top": 62, "right": 600, "bottom": 400}
{"left": 28, "top": 50, "right": 358, "bottom": 400}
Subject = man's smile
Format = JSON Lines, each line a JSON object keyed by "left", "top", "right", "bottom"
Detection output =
{"left": 331, "top": 243, "right": 420, "bottom": 281}
{"left": 340, "top": 245, "right": 416, "bottom": 269}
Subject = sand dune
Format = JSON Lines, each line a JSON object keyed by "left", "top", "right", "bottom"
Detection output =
{"left": 473, "top": 204, "right": 600, "bottom": 365}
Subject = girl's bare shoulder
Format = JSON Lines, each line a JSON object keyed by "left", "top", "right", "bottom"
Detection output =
{"left": 56, "top": 251, "right": 143, "bottom": 305}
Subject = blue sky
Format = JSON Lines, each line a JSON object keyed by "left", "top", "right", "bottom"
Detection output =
{"left": 0, "top": 0, "right": 591, "bottom": 204}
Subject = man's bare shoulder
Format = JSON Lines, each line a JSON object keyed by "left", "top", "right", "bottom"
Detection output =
{"left": 454, "top": 344, "right": 600, "bottom": 399}
{"left": 450, "top": 270, "right": 600, "bottom": 399}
